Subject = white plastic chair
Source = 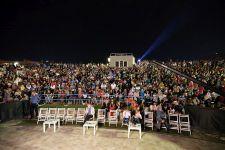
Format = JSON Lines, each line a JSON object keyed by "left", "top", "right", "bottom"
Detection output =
{"left": 144, "top": 111, "right": 154, "bottom": 130}
{"left": 169, "top": 113, "right": 179, "bottom": 133}
{"left": 97, "top": 109, "right": 106, "bottom": 125}
{"left": 128, "top": 122, "right": 142, "bottom": 139}
{"left": 108, "top": 110, "right": 118, "bottom": 127}
{"left": 37, "top": 108, "right": 48, "bottom": 124}
{"left": 48, "top": 108, "right": 57, "bottom": 120}
{"left": 179, "top": 114, "right": 191, "bottom": 135}
{"left": 65, "top": 108, "right": 76, "bottom": 124}
{"left": 56, "top": 108, "right": 66, "bottom": 123}
{"left": 76, "top": 108, "right": 85, "bottom": 124}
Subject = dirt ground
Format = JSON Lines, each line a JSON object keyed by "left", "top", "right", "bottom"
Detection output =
{"left": 0, "top": 120, "right": 225, "bottom": 150}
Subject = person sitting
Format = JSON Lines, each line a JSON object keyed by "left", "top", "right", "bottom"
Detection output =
{"left": 155, "top": 105, "right": 167, "bottom": 131}
{"left": 84, "top": 103, "right": 95, "bottom": 123}
{"left": 131, "top": 108, "right": 142, "bottom": 125}
{"left": 122, "top": 108, "right": 131, "bottom": 126}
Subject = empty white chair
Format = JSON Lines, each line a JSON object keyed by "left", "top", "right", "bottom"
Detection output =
{"left": 48, "top": 108, "right": 58, "bottom": 120}
{"left": 108, "top": 110, "right": 118, "bottom": 127}
{"left": 65, "top": 108, "right": 76, "bottom": 124}
{"left": 144, "top": 111, "right": 154, "bottom": 130}
{"left": 56, "top": 108, "right": 66, "bottom": 123}
{"left": 179, "top": 114, "right": 191, "bottom": 135}
{"left": 128, "top": 122, "right": 142, "bottom": 139}
{"left": 37, "top": 108, "right": 48, "bottom": 124}
{"left": 97, "top": 109, "right": 106, "bottom": 125}
{"left": 169, "top": 113, "right": 179, "bottom": 133}
{"left": 76, "top": 108, "right": 85, "bottom": 124}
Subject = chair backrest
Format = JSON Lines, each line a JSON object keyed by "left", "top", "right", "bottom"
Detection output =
{"left": 179, "top": 114, "right": 190, "bottom": 124}
{"left": 169, "top": 113, "right": 179, "bottom": 123}
{"left": 98, "top": 109, "right": 105, "bottom": 116}
{"left": 58, "top": 108, "right": 66, "bottom": 115}
{"left": 145, "top": 111, "right": 153, "bottom": 120}
{"left": 49, "top": 108, "right": 57, "bottom": 115}
{"left": 109, "top": 110, "right": 117, "bottom": 118}
{"left": 77, "top": 108, "right": 85, "bottom": 115}
{"left": 39, "top": 108, "right": 48, "bottom": 115}
{"left": 67, "top": 108, "right": 76, "bottom": 115}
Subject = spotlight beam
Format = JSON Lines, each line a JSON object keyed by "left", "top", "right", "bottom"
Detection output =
{"left": 139, "top": 9, "right": 191, "bottom": 60}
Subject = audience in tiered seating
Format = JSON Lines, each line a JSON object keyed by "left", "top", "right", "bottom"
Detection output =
{"left": 0, "top": 60, "right": 224, "bottom": 110}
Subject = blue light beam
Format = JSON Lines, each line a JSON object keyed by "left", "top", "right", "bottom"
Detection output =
{"left": 140, "top": 13, "right": 187, "bottom": 60}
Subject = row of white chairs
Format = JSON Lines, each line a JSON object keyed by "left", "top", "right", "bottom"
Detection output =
{"left": 168, "top": 114, "right": 191, "bottom": 135}
{"left": 37, "top": 108, "right": 87, "bottom": 124}
{"left": 142, "top": 111, "right": 191, "bottom": 135}
{"left": 37, "top": 108, "right": 191, "bottom": 135}
{"left": 37, "top": 108, "right": 118, "bottom": 126}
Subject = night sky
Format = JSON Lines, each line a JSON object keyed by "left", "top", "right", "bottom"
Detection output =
{"left": 0, "top": 0, "right": 225, "bottom": 63}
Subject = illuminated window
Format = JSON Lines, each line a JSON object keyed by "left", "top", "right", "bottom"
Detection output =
{"left": 120, "top": 61, "right": 123, "bottom": 67}
{"left": 124, "top": 61, "right": 127, "bottom": 67}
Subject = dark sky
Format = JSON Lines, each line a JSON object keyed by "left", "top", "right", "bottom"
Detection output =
{"left": 0, "top": 0, "right": 225, "bottom": 63}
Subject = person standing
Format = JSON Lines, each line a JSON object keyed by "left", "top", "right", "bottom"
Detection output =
{"left": 30, "top": 91, "right": 40, "bottom": 119}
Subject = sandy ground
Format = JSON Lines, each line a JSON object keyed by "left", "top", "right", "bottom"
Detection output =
{"left": 0, "top": 121, "right": 225, "bottom": 150}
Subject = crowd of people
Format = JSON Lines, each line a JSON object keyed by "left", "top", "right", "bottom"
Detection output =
{"left": 0, "top": 60, "right": 224, "bottom": 111}
{"left": 165, "top": 60, "right": 225, "bottom": 92}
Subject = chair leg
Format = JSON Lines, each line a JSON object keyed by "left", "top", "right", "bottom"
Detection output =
{"left": 54, "top": 124, "right": 56, "bottom": 132}
{"left": 43, "top": 124, "right": 45, "bottom": 133}
{"left": 139, "top": 130, "right": 141, "bottom": 139}
{"left": 94, "top": 126, "right": 95, "bottom": 135}
{"left": 128, "top": 130, "right": 130, "bottom": 138}
{"left": 83, "top": 126, "right": 85, "bottom": 135}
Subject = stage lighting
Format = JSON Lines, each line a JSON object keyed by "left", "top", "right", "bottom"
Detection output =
{"left": 14, "top": 62, "right": 19, "bottom": 67}
{"left": 137, "top": 59, "right": 141, "bottom": 65}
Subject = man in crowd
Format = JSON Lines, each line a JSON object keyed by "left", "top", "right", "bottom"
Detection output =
{"left": 30, "top": 91, "right": 40, "bottom": 119}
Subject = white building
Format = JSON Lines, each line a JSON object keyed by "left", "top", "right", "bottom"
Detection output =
{"left": 108, "top": 53, "right": 135, "bottom": 67}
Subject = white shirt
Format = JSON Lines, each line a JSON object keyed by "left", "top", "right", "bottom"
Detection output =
{"left": 111, "top": 83, "right": 116, "bottom": 90}
{"left": 123, "top": 110, "right": 131, "bottom": 119}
